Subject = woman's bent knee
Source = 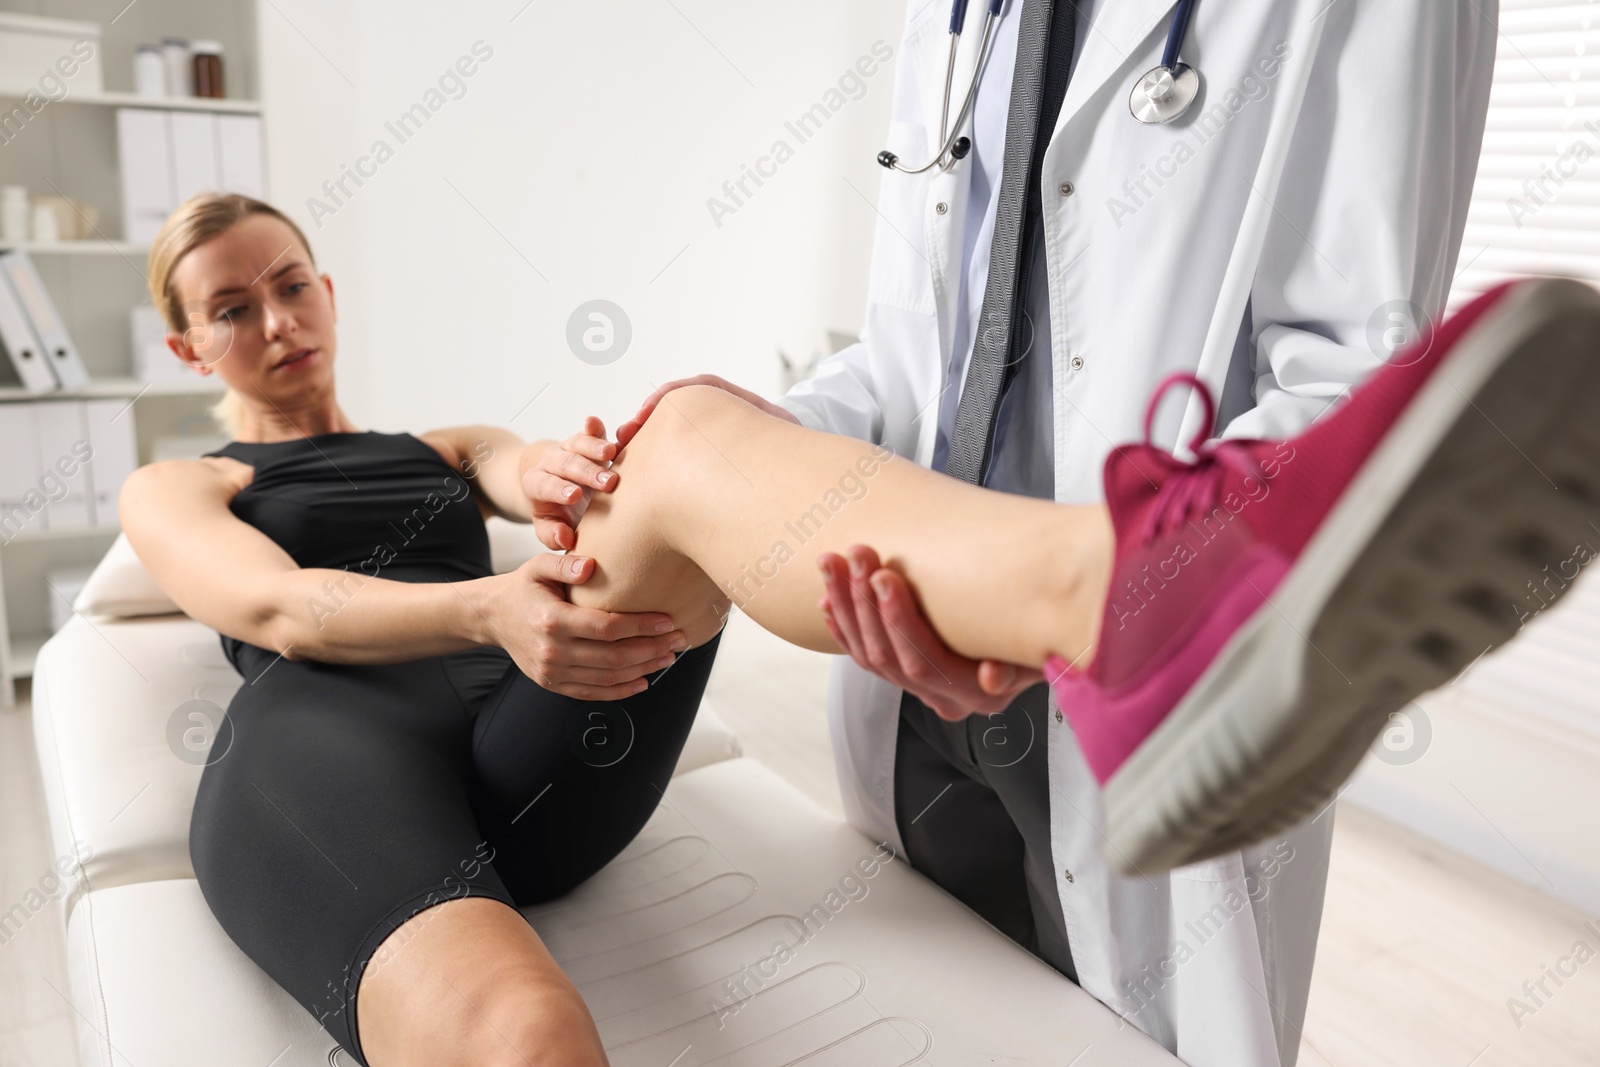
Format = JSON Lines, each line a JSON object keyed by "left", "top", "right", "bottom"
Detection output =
{"left": 355, "top": 896, "right": 604, "bottom": 1066}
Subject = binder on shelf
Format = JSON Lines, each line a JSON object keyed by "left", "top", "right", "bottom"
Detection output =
{"left": 169, "top": 110, "right": 220, "bottom": 206}
{"left": 84, "top": 397, "right": 138, "bottom": 528}
{"left": 0, "top": 250, "right": 89, "bottom": 390}
{"left": 32, "top": 400, "right": 92, "bottom": 531}
{"left": 117, "top": 108, "right": 267, "bottom": 244}
{"left": 0, "top": 404, "right": 48, "bottom": 540}
{"left": 117, "top": 108, "right": 175, "bottom": 245}
{"left": 217, "top": 115, "right": 266, "bottom": 199}
{"left": 0, "top": 265, "right": 55, "bottom": 394}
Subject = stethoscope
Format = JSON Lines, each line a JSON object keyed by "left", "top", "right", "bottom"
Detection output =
{"left": 877, "top": 0, "right": 1003, "bottom": 174}
{"left": 1129, "top": 0, "right": 1202, "bottom": 125}
{"left": 877, "top": 0, "right": 1202, "bottom": 174}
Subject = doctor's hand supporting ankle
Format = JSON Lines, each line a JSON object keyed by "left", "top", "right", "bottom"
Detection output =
{"left": 817, "top": 544, "right": 1040, "bottom": 721}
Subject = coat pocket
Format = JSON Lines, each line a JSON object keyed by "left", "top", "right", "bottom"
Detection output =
{"left": 864, "top": 121, "right": 938, "bottom": 317}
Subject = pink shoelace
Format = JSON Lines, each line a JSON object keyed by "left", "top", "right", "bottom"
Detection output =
{"left": 1137, "top": 372, "right": 1264, "bottom": 543}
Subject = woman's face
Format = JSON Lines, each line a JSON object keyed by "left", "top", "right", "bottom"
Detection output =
{"left": 167, "top": 213, "right": 337, "bottom": 408}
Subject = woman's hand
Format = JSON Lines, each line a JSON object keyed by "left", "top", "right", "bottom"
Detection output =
{"left": 472, "top": 551, "right": 688, "bottom": 701}
{"left": 528, "top": 377, "right": 799, "bottom": 551}
{"left": 817, "top": 544, "right": 1040, "bottom": 721}
{"left": 614, "top": 374, "right": 799, "bottom": 448}
{"left": 523, "top": 416, "right": 618, "bottom": 552}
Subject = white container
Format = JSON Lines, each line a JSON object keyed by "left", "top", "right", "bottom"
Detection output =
{"left": 1, "top": 186, "right": 29, "bottom": 243}
{"left": 0, "top": 12, "right": 103, "bottom": 97}
{"left": 30, "top": 203, "right": 60, "bottom": 243}
{"left": 130, "top": 304, "right": 190, "bottom": 384}
{"left": 134, "top": 43, "right": 166, "bottom": 98}
{"left": 161, "top": 36, "right": 191, "bottom": 97}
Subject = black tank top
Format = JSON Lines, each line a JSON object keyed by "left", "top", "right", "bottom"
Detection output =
{"left": 201, "top": 431, "right": 497, "bottom": 671}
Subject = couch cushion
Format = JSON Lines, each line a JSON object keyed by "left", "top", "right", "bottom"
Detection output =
{"left": 542, "top": 758, "right": 1179, "bottom": 1066}
{"left": 66, "top": 878, "right": 341, "bottom": 1066}
{"left": 72, "top": 533, "right": 179, "bottom": 618}
{"left": 32, "top": 615, "right": 241, "bottom": 916}
{"left": 32, "top": 613, "right": 740, "bottom": 920}
{"left": 64, "top": 759, "right": 1179, "bottom": 1066}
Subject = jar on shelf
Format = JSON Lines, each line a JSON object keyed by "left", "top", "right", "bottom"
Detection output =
{"left": 161, "top": 36, "right": 191, "bottom": 97}
{"left": 2, "top": 186, "right": 30, "bottom": 244}
{"left": 192, "top": 40, "right": 225, "bottom": 99}
{"left": 134, "top": 44, "right": 166, "bottom": 98}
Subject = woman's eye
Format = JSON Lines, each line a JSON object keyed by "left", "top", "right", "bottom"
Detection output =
{"left": 218, "top": 305, "right": 246, "bottom": 321}
{"left": 286, "top": 282, "right": 308, "bottom": 295}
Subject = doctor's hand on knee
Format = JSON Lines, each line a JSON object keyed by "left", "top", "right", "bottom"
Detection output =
{"left": 614, "top": 373, "right": 799, "bottom": 449}
{"left": 468, "top": 551, "right": 686, "bottom": 701}
{"left": 532, "top": 378, "right": 801, "bottom": 550}
{"left": 817, "top": 544, "right": 1040, "bottom": 721}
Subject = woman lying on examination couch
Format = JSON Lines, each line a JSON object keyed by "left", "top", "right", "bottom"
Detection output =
{"left": 120, "top": 192, "right": 1600, "bottom": 1066}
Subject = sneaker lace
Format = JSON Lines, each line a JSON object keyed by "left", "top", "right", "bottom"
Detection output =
{"left": 1138, "top": 372, "right": 1264, "bottom": 543}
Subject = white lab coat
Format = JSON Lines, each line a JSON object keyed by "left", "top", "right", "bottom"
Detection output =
{"left": 776, "top": 0, "right": 1496, "bottom": 1064}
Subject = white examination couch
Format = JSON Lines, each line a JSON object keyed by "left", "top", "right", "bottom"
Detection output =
{"left": 29, "top": 520, "right": 1179, "bottom": 1066}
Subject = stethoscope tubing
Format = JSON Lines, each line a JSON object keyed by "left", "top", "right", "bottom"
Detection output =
{"left": 879, "top": 0, "right": 1002, "bottom": 174}
{"left": 883, "top": 0, "right": 1200, "bottom": 172}
{"left": 1161, "top": 0, "right": 1200, "bottom": 71}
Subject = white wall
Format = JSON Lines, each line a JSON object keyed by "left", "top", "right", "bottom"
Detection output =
{"left": 255, "top": 0, "right": 905, "bottom": 442}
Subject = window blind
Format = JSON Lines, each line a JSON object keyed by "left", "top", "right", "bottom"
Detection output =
{"left": 1450, "top": 0, "right": 1600, "bottom": 311}
{"left": 1443, "top": 0, "right": 1600, "bottom": 750}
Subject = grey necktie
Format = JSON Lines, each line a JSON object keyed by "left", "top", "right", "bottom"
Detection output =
{"left": 944, "top": 0, "right": 1079, "bottom": 485}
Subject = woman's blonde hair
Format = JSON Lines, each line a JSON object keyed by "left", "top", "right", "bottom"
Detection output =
{"left": 146, "top": 193, "right": 317, "bottom": 439}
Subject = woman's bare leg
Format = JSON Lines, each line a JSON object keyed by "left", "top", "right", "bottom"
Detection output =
{"left": 568, "top": 384, "right": 1113, "bottom": 668}
{"left": 355, "top": 897, "right": 607, "bottom": 1066}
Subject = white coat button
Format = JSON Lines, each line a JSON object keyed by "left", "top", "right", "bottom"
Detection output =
{"left": 1064, "top": 868, "right": 1075, "bottom": 884}
{"left": 1070, "top": 355, "right": 1085, "bottom": 370}
{"left": 935, "top": 201, "right": 948, "bottom": 215}
{"left": 1059, "top": 181, "right": 1075, "bottom": 197}
{"left": 1054, "top": 708, "right": 1064, "bottom": 723}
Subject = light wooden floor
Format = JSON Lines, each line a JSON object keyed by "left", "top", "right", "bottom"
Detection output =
{"left": 3, "top": 613, "right": 1597, "bottom": 1065}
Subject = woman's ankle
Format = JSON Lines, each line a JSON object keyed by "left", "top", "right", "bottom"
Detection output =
{"left": 1044, "top": 504, "right": 1114, "bottom": 667}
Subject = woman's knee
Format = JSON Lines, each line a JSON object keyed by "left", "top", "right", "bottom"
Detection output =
{"left": 622, "top": 383, "right": 754, "bottom": 473}
{"left": 650, "top": 382, "right": 750, "bottom": 430}
{"left": 356, "top": 896, "right": 602, "bottom": 1065}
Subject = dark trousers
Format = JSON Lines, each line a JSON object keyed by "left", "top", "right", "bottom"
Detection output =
{"left": 893, "top": 683, "right": 1076, "bottom": 981}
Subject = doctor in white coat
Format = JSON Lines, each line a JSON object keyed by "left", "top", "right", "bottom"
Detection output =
{"left": 782, "top": 1, "right": 1493, "bottom": 1064}
{"left": 541, "top": 0, "right": 1497, "bottom": 1063}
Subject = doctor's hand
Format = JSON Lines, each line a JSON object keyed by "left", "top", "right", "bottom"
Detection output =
{"left": 817, "top": 544, "right": 1040, "bottom": 722}
{"left": 524, "top": 416, "right": 617, "bottom": 552}
{"left": 614, "top": 374, "right": 799, "bottom": 448}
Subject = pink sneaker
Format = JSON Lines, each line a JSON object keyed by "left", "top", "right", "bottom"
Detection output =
{"left": 1047, "top": 278, "right": 1600, "bottom": 874}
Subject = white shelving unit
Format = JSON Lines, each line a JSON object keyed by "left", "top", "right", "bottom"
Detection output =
{"left": 0, "top": 1, "right": 262, "bottom": 707}
{"left": 0, "top": 375, "right": 225, "bottom": 401}
{"left": 0, "top": 239, "right": 148, "bottom": 255}
{"left": 0, "top": 87, "right": 262, "bottom": 114}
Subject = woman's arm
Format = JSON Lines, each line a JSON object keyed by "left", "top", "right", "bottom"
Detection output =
{"left": 120, "top": 459, "right": 499, "bottom": 662}
{"left": 414, "top": 423, "right": 560, "bottom": 524}
{"left": 119, "top": 459, "right": 687, "bottom": 698}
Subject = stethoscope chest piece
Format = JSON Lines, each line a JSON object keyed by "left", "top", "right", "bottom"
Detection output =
{"left": 1129, "top": 62, "right": 1200, "bottom": 124}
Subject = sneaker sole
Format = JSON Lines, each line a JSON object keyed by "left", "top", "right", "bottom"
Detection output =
{"left": 1102, "top": 278, "right": 1600, "bottom": 874}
